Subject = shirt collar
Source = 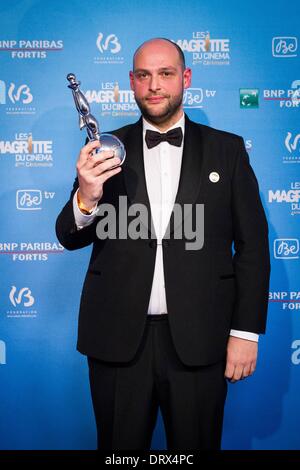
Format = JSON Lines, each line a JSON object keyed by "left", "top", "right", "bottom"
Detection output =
{"left": 142, "top": 113, "right": 185, "bottom": 135}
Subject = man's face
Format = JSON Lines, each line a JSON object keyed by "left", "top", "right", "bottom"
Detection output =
{"left": 130, "top": 40, "right": 191, "bottom": 126}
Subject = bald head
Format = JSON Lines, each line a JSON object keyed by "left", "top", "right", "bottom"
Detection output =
{"left": 133, "top": 38, "right": 186, "bottom": 71}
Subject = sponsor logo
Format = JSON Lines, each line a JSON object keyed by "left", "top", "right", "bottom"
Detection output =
{"left": 94, "top": 33, "right": 124, "bottom": 64}
{"left": 96, "top": 33, "right": 121, "bottom": 54}
{"left": 268, "top": 182, "right": 300, "bottom": 215}
{"left": 8, "top": 82, "right": 33, "bottom": 104}
{"left": 283, "top": 132, "right": 300, "bottom": 164}
{"left": 0, "top": 133, "right": 53, "bottom": 168}
{"left": 0, "top": 340, "right": 6, "bottom": 365}
{"left": 0, "top": 242, "right": 64, "bottom": 261}
{"left": 0, "top": 80, "right": 35, "bottom": 115}
{"left": 240, "top": 89, "right": 259, "bottom": 108}
{"left": 16, "top": 189, "right": 55, "bottom": 210}
{"left": 16, "top": 189, "right": 41, "bottom": 210}
{"left": 6, "top": 285, "right": 37, "bottom": 318}
{"left": 9, "top": 286, "right": 34, "bottom": 307}
{"left": 291, "top": 340, "right": 300, "bottom": 364}
{"left": 173, "top": 32, "right": 230, "bottom": 66}
{"left": 183, "top": 88, "right": 216, "bottom": 108}
{"left": 273, "top": 239, "right": 299, "bottom": 259}
{"left": 245, "top": 139, "right": 253, "bottom": 151}
{"left": 272, "top": 37, "right": 298, "bottom": 58}
{"left": 263, "top": 80, "right": 300, "bottom": 108}
{"left": 285, "top": 132, "right": 300, "bottom": 153}
{"left": 0, "top": 39, "right": 63, "bottom": 59}
{"left": 85, "top": 82, "right": 138, "bottom": 117}
{"left": 0, "top": 80, "right": 5, "bottom": 104}
{"left": 270, "top": 292, "right": 300, "bottom": 311}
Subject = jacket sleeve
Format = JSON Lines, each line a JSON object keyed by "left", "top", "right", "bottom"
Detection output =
{"left": 55, "top": 177, "right": 99, "bottom": 250}
{"left": 231, "top": 137, "right": 270, "bottom": 334}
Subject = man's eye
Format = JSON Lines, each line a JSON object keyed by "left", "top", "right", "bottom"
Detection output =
{"left": 161, "top": 71, "right": 172, "bottom": 77}
{"left": 137, "top": 73, "right": 148, "bottom": 79}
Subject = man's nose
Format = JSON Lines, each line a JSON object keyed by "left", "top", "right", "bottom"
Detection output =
{"left": 149, "top": 74, "right": 161, "bottom": 91}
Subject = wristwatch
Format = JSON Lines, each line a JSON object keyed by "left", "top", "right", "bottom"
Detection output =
{"left": 77, "top": 191, "right": 96, "bottom": 215}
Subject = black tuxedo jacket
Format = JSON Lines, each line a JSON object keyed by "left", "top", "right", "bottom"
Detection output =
{"left": 56, "top": 115, "right": 270, "bottom": 366}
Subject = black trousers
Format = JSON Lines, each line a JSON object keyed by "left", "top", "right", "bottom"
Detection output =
{"left": 87, "top": 315, "right": 227, "bottom": 450}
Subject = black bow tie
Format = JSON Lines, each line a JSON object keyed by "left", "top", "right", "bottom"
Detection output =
{"left": 145, "top": 127, "right": 183, "bottom": 149}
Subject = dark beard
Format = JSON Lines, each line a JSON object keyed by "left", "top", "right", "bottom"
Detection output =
{"left": 135, "top": 93, "right": 183, "bottom": 126}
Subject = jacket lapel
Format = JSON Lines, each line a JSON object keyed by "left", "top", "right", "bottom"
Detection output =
{"left": 164, "top": 115, "right": 204, "bottom": 237}
{"left": 122, "top": 115, "right": 204, "bottom": 240}
{"left": 122, "top": 118, "right": 156, "bottom": 238}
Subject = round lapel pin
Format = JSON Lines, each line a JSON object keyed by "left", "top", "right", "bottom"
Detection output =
{"left": 209, "top": 171, "right": 220, "bottom": 183}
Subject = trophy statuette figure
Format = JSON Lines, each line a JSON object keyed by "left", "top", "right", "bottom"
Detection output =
{"left": 66, "top": 73, "right": 126, "bottom": 164}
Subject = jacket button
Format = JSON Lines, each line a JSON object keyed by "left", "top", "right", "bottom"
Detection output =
{"left": 162, "top": 240, "right": 170, "bottom": 248}
{"left": 149, "top": 241, "right": 156, "bottom": 248}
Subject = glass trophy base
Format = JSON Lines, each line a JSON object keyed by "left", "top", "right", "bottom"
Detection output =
{"left": 96, "top": 133, "right": 126, "bottom": 165}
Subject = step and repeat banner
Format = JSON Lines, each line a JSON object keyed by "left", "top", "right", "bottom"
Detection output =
{"left": 0, "top": 0, "right": 299, "bottom": 450}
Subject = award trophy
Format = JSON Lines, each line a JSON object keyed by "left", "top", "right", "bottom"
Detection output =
{"left": 66, "top": 73, "right": 126, "bottom": 164}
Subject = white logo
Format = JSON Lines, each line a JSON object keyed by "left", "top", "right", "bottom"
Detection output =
{"left": 86, "top": 83, "right": 138, "bottom": 117}
{"left": 268, "top": 183, "right": 300, "bottom": 216}
{"left": 16, "top": 189, "right": 55, "bottom": 209}
{"left": 184, "top": 88, "right": 203, "bottom": 107}
{"left": 0, "top": 80, "right": 35, "bottom": 114}
{"left": 9, "top": 286, "right": 35, "bottom": 307}
{"left": 0, "top": 340, "right": 6, "bottom": 365}
{"left": 274, "top": 239, "right": 299, "bottom": 259}
{"left": 85, "top": 86, "right": 135, "bottom": 104}
{"left": 0, "top": 79, "right": 6, "bottom": 104}
{"left": 272, "top": 37, "right": 298, "bottom": 58}
{"left": 96, "top": 33, "right": 121, "bottom": 54}
{"left": 245, "top": 139, "right": 253, "bottom": 151}
{"left": 263, "top": 80, "right": 300, "bottom": 108}
{"left": 183, "top": 88, "right": 216, "bottom": 108}
{"left": 0, "top": 39, "right": 63, "bottom": 59}
{"left": 291, "top": 340, "right": 300, "bottom": 365}
{"left": 291, "top": 80, "right": 300, "bottom": 104}
{"left": 270, "top": 292, "right": 300, "bottom": 311}
{"left": 285, "top": 132, "right": 300, "bottom": 153}
{"left": 209, "top": 172, "right": 220, "bottom": 183}
{"left": 8, "top": 83, "right": 33, "bottom": 104}
{"left": 174, "top": 36, "right": 229, "bottom": 52}
{"left": 16, "top": 190, "right": 42, "bottom": 210}
{"left": 0, "top": 133, "right": 53, "bottom": 168}
{"left": 0, "top": 241, "right": 63, "bottom": 262}
{"left": 173, "top": 33, "right": 230, "bottom": 66}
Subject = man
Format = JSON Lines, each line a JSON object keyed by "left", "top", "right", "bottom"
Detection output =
{"left": 56, "top": 38, "right": 270, "bottom": 450}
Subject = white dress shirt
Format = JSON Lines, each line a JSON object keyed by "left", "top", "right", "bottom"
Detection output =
{"left": 143, "top": 116, "right": 183, "bottom": 317}
{"left": 73, "top": 114, "right": 258, "bottom": 342}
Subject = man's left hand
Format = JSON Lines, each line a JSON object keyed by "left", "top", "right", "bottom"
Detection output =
{"left": 225, "top": 336, "right": 258, "bottom": 383}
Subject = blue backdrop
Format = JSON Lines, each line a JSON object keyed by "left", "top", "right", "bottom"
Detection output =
{"left": 0, "top": 0, "right": 299, "bottom": 450}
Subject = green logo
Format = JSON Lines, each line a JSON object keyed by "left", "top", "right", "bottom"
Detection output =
{"left": 240, "top": 89, "right": 259, "bottom": 108}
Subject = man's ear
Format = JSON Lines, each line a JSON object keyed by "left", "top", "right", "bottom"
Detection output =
{"left": 129, "top": 71, "right": 134, "bottom": 91}
{"left": 183, "top": 68, "right": 192, "bottom": 89}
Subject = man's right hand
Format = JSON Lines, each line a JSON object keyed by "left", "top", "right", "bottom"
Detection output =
{"left": 76, "top": 140, "right": 122, "bottom": 210}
